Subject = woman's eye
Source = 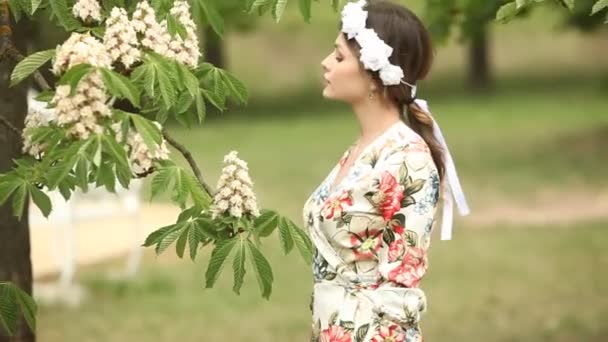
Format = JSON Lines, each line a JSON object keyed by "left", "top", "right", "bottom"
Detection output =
{"left": 335, "top": 56, "right": 343, "bottom": 62}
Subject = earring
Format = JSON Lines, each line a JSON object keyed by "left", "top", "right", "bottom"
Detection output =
{"left": 368, "top": 92, "right": 374, "bottom": 100}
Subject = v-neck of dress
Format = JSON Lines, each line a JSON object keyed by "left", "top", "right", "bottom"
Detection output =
{"left": 327, "top": 120, "right": 402, "bottom": 194}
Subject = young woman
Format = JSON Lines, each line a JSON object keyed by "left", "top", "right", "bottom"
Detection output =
{"left": 302, "top": 1, "right": 470, "bottom": 341}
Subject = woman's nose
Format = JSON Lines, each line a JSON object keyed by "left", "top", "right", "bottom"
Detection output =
{"left": 321, "top": 56, "right": 330, "bottom": 71}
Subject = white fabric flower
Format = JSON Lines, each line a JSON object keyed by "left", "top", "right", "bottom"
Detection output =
{"left": 341, "top": 0, "right": 368, "bottom": 39}
{"left": 379, "top": 64, "right": 404, "bottom": 86}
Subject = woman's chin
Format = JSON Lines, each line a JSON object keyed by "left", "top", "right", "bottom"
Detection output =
{"left": 321, "top": 86, "right": 333, "bottom": 99}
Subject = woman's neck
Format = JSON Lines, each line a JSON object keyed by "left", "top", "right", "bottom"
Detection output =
{"left": 351, "top": 98, "right": 401, "bottom": 144}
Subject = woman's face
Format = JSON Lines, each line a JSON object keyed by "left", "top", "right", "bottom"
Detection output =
{"left": 321, "top": 33, "right": 372, "bottom": 103}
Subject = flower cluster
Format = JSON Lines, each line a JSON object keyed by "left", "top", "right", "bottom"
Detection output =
{"left": 132, "top": 0, "right": 200, "bottom": 67}
{"left": 72, "top": 0, "right": 102, "bottom": 22}
{"left": 22, "top": 91, "right": 57, "bottom": 156}
{"left": 51, "top": 71, "right": 111, "bottom": 140}
{"left": 52, "top": 32, "right": 112, "bottom": 75}
{"left": 167, "top": 0, "right": 201, "bottom": 67}
{"left": 211, "top": 151, "right": 260, "bottom": 219}
{"left": 111, "top": 122, "right": 171, "bottom": 174}
{"left": 340, "top": 0, "right": 405, "bottom": 86}
{"left": 104, "top": 7, "right": 141, "bottom": 69}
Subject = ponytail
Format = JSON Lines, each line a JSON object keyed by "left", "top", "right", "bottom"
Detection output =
{"left": 402, "top": 102, "right": 446, "bottom": 181}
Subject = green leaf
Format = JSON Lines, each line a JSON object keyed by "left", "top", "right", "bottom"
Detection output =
{"left": 592, "top": 0, "right": 608, "bottom": 15}
{"left": 232, "top": 238, "right": 247, "bottom": 295}
{"left": 277, "top": 216, "right": 294, "bottom": 255}
{"left": 11, "top": 184, "right": 27, "bottom": 219}
{"left": 562, "top": 0, "right": 575, "bottom": 11}
{"left": 176, "top": 63, "right": 200, "bottom": 96}
{"left": 75, "top": 157, "right": 89, "bottom": 191}
{"left": 156, "top": 62, "right": 177, "bottom": 110}
{"left": 496, "top": 2, "right": 518, "bottom": 22}
{"left": 13, "top": 283, "right": 37, "bottom": 332}
{"left": 185, "top": 172, "right": 210, "bottom": 208}
{"left": 196, "top": 0, "right": 224, "bottom": 38}
{"left": 150, "top": 164, "right": 174, "bottom": 200}
{"left": 194, "top": 90, "right": 206, "bottom": 123}
{"left": 132, "top": 63, "right": 156, "bottom": 98}
{"left": 0, "top": 176, "right": 22, "bottom": 207}
{"left": 30, "top": 0, "right": 43, "bottom": 15}
{"left": 96, "top": 161, "right": 116, "bottom": 192}
{"left": 49, "top": 0, "right": 81, "bottom": 30}
{"left": 28, "top": 185, "right": 52, "bottom": 218}
{"left": 246, "top": 239, "right": 273, "bottom": 300}
{"left": 102, "top": 135, "right": 129, "bottom": 168}
{"left": 272, "top": 0, "right": 288, "bottom": 22}
{"left": 99, "top": 68, "right": 140, "bottom": 107}
{"left": 515, "top": 0, "right": 528, "bottom": 9}
{"left": 8, "top": 0, "right": 23, "bottom": 22}
{"left": 46, "top": 144, "right": 81, "bottom": 189}
{"left": 188, "top": 222, "right": 204, "bottom": 260}
{"left": 10, "top": 49, "right": 56, "bottom": 87}
{"left": 195, "top": 218, "right": 221, "bottom": 240}
{"left": 0, "top": 282, "right": 18, "bottom": 335}
{"left": 175, "top": 224, "right": 190, "bottom": 258}
{"left": 155, "top": 224, "right": 184, "bottom": 255}
{"left": 220, "top": 70, "right": 249, "bottom": 105}
{"left": 166, "top": 14, "right": 188, "bottom": 39}
{"left": 298, "top": 0, "right": 312, "bottom": 22}
{"left": 130, "top": 115, "right": 162, "bottom": 153}
{"left": 143, "top": 224, "right": 175, "bottom": 247}
{"left": 289, "top": 222, "right": 313, "bottom": 265}
{"left": 205, "top": 239, "right": 237, "bottom": 288}
{"left": 254, "top": 209, "right": 278, "bottom": 237}
{"left": 57, "top": 64, "right": 93, "bottom": 94}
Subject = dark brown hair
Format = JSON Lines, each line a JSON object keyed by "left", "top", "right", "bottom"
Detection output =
{"left": 341, "top": 0, "right": 445, "bottom": 179}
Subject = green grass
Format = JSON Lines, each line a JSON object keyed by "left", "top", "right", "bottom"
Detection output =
{"left": 37, "top": 220, "right": 608, "bottom": 341}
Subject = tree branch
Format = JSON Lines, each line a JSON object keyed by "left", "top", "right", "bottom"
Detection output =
{"left": 0, "top": 114, "right": 21, "bottom": 139}
{"left": 162, "top": 128, "right": 215, "bottom": 197}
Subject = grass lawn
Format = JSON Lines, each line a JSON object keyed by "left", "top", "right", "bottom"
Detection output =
{"left": 37, "top": 220, "right": 608, "bottom": 341}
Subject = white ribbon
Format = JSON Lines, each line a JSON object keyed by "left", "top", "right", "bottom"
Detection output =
{"left": 411, "top": 99, "right": 470, "bottom": 240}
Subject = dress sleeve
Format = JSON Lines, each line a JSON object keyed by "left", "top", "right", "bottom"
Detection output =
{"left": 370, "top": 142, "right": 441, "bottom": 288}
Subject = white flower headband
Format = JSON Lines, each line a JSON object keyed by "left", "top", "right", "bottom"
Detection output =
{"left": 341, "top": 0, "right": 416, "bottom": 92}
{"left": 341, "top": 0, "right": 471, "bottom": 240}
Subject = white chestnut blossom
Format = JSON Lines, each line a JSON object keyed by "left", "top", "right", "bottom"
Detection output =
{"left": 132, "top": 0, "right": 200, "bottom": 68}
{"left": 52, "top": 32, "right": 112, "bottom": 75}
{"left": 22, "top": 91, "right": 57, "bottom": 156}
{"left": 125, "top": 130, "right": 170, "bottom": 174}
{"left": 132, "top": 1, "right": 172, "bottom": 56}
{"left": 167, "top": 0, "right": 201, "bottom": 67}
{"left": 104, "top": 7, "right": 141, "bottom": 69}
{"left": 112, "top": 121, "right": 170, "bottom": 174}
{"left": 51, "top": 71, "right": 110, "bottom": 140}
{"left": 211, "top": 151, "right": 260, "bottom": 219}
{"left": 73, "top": 0, "right": 102, "bottom": 22}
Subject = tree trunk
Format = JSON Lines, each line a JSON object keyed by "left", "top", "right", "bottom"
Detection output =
{"left": 203, "top": 25, "right": 225, "bottom": 69}
{"left": 0, "top": 18, "right": 36, "bottom": 342}
{"left": 467, "top": 26, "right": 493, "bottom": 91}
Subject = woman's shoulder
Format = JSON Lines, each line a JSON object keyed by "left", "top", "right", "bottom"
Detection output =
{"left": 377, "top": 121, "right": 434, "bottom": 171}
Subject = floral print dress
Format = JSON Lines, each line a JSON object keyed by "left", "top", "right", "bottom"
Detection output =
{"left": 303, "top": 121, "right": 440, "bottom": 342}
